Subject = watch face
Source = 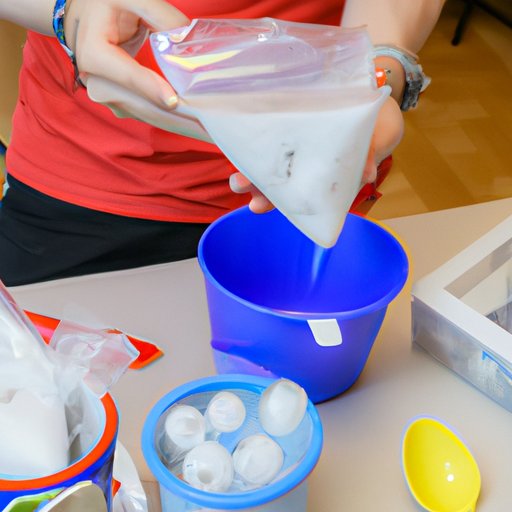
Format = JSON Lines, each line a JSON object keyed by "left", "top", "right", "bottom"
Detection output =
{"left": 403, "top": 64, "right": 430, "bottom": 111}
{"left": 402, "top": 76, "right": 422, "bottom": 110}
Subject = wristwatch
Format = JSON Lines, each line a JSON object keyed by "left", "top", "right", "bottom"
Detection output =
{"left": 373, "top": 45, "right": 431, "bottom": 111}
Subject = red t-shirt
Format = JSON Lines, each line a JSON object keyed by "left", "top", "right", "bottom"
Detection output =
{"left": 7, "top": 1, "right": 344, "bottom": 223}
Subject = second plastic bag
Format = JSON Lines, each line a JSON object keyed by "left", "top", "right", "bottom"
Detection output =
{"left": 151, "top": 18, "right": 389, "bottom": 247}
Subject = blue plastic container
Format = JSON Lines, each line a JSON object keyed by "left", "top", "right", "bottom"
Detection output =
{"left": 0, "top": 393, "right": 118, "bottom": 511}
{"left": 198, "top": 207, "right": 409, "bottom": 403}
{"left": 142, "top": 374, "right": 323, "bottom": 512}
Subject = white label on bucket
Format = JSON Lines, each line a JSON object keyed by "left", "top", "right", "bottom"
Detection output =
{"left": 307, "top": 319, "right": 342, "bottom": 347}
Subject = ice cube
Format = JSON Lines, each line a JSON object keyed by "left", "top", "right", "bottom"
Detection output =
{"left": 259, "top": 379, "right": 307, "bottom": 436}
{"left": 233, "top": 434, "right": 284, "bottom": 486}
{"left": 182, "top": 440, "right": 234, "bottom": 492}
{"left": 206, "top": 391, "right": 246, "bottom": 433}
{"left": 163, "top": 404, "right": 205, "bottom": 454}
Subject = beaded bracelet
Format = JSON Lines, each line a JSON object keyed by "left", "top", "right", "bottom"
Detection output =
{"left": 52, "top": 0, "right": 76, "bottom": 62}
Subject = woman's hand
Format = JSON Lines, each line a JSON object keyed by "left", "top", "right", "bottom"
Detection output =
{"left": 229, "top": 173, "right": 274, "bottom": 214}
{"left": 64, "top": 0, "right": 190, "bottom": 119}
{"left": 230, "top": 97, "right": 404, "bottom": 214}
{"left": 362, "top": 96, "right": 404, "bottom": 183}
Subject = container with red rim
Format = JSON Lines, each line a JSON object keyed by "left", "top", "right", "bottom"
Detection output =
{"left": 0, "top": 392, "right": 118, "bottom": 511}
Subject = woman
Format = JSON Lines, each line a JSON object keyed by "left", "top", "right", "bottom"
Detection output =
{"left": 0, "top": 0, "right": 444, "bottom": 285}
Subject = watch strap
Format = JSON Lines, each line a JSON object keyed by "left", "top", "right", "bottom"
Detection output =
{"left": 374, "top": 44, "right": 430, "bottom": 111}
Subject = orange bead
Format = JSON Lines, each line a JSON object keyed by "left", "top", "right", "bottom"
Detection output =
{"left": 375, "top": 67, "right": 388, "bottom": 88}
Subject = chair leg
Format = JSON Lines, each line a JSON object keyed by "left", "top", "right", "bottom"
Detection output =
{"left": 452, "top": 0, "right": 476, "bottom": 46}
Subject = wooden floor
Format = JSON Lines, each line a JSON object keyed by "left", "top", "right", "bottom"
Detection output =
{"left": 370, "top": 0, "right": 512, "bottom": 220}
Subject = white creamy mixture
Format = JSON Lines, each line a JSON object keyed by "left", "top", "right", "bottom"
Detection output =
{"left": 182, "top": 87, "right": 389, "bottom": 247}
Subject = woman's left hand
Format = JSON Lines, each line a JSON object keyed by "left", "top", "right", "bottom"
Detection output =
{"left": 362, "top": 96, "right": 404, "bottom": 183}
{"left": 229, "top": 95, "right": 404, "bottom": 213}
{"left": 229, "top": 173, "right": 274, "bottom": 214}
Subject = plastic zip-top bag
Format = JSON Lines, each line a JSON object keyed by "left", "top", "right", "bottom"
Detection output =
{"left": 151, "top": 18, "right": 390, "bottom": 247}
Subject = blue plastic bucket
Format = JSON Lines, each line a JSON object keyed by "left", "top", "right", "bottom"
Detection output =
{"left": 142, "top": 374, "right": 323, "bottom": 512}
{"left": 0, "top": 392, "right": 118, "bottom": 511}
{"left": 198, "top": 207, "right": 409, "bottom": 403}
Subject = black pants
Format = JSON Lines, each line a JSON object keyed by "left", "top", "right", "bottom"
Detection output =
{"left": 0, "top": 176, "right": 209, "bottom": 286}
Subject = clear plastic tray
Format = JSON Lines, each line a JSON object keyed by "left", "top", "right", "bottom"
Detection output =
{"left": 412, "top": 215, "right": 512, "bottom": 411}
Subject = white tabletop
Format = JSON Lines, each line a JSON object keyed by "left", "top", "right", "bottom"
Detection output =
{"left": 10, "top": 198, "right": 512, "bottom": 510}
